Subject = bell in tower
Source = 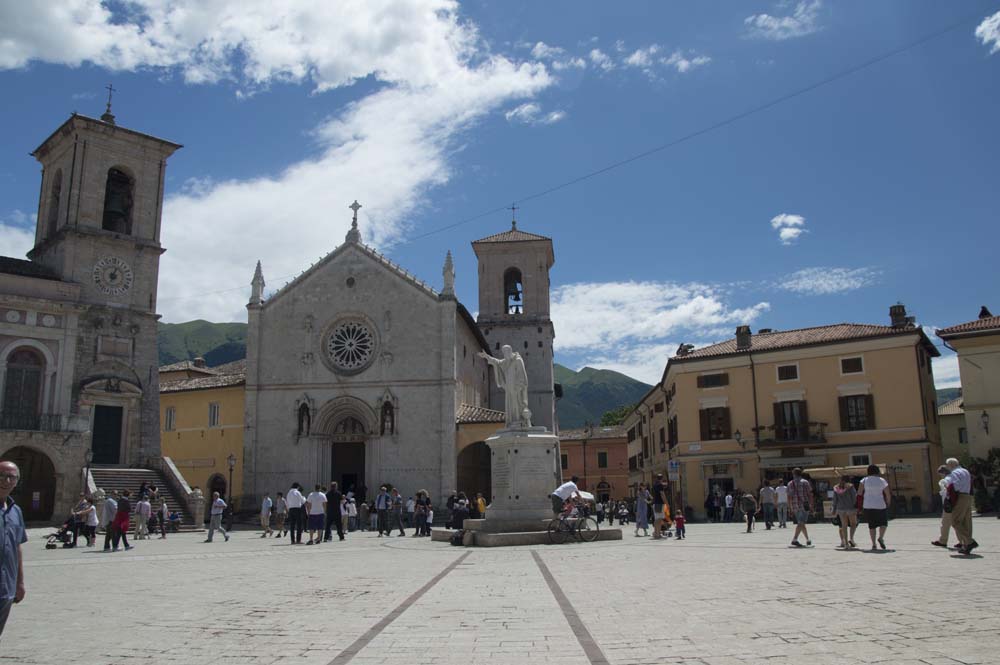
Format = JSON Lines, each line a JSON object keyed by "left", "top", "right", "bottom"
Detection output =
{"left": 101, "top": 168, "right": 134, "bottom": 234}
{"left": 504, "top": 268, "right": 523, "bottom": 315}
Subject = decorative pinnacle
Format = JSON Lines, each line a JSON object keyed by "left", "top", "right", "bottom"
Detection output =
{"left": 346, "top": 200, "right": 362, "bottom": 243}
{"left": 442, "top": 250, "right": 455, "bottom": 297}
{"left": 250, "top": 260, "right": 265, "bottom": 305}
{"left": 509, "top": 202, "right": 518, "bottom": 230}
{"left": 101, "top": 83, "right": 117, "bottom": 125}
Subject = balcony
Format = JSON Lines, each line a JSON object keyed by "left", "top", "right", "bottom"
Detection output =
{"left": 0, "top": 411, "right": 64, "bottom": 432}
{"left": 755, "top": 422, "right": 827, "bottom": 447}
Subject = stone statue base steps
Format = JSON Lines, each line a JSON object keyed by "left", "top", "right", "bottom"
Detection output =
{"left": 432, "top": 426, "right": 622, "bottom": 547}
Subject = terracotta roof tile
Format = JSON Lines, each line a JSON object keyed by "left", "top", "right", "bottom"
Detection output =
{"left": 937, "top": 397, "right": 964, "bottom": 416}
{"left": 472, "top": 224, "right": 551, "bottom": 244}
{"left": 0, "top": 256, "right": 62, "bottom": 282}
{"left": 558, "top": 426, "right": 626, "bottom": 440}
{"left": 456, "top": 404, "right": 505, "bottom": 424}
{"left": 674, "top": 323, "right": 933, "bottom": 361}
{"left": 160, "top": 372, "right": 245, "bottom": 393}
{"left": 937, "top": 315, "right": 1000, "bottom": 338}
{"left": 158, "top": 360, "right": 217, "bottom": 374}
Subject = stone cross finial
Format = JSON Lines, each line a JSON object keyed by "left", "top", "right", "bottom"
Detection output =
{"left": 250, "top": 260, "right": 265, "bottom": 305}
{"left": 509, "top": 203, "right": 518, "bottom": 230}
{"left": 346, "top": 200, "right": 362, "bottom": 243}
{"left": 101, "top": 83, "right": 117, "bottom": 125}
{"left": 442, "top": 251, "right": 455, "bottom": 296}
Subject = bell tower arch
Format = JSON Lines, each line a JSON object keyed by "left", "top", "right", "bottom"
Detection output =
{"left": 472, "top": 218, "right": 556, "bottom": 430}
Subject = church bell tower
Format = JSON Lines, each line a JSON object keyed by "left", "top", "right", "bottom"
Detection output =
{"left": 472, "top": 217, "right": 556, "bottom": 430}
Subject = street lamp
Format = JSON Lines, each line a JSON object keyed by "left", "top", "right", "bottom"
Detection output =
{"left": 226, "top": 453, "right": 237, "bottom": 530}
{"left": 734, "top": 430, "right": 744, "bottom": 448}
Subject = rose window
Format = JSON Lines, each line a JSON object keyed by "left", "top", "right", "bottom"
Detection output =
{"left": 326, "top": 320, "right": 375, "bottom": 372}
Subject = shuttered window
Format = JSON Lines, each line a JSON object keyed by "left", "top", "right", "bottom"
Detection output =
{"left": 839, "top": 395, "right": 875, "bottom": 431}
{"left": 697, "top": 373, "right": 729, "bottom": 389}
{"left": 774, "top": 401, "right": 808, "bottom": 441}
{"left": 699, "top": 407, "right": 731, "bottom": 441}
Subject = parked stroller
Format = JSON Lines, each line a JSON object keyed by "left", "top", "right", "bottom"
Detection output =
{"left": 45, "top": 519, "right": 75, "bottom": 549}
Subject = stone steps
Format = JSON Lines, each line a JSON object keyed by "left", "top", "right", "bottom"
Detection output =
{"left": 89, "top": 467, "right": 197, "bottom": 530}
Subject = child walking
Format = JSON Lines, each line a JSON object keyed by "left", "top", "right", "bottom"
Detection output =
{"left": 674, "top": 512, "right": 686, "bottom": 539}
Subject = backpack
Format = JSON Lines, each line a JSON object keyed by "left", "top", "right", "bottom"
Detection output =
{"left": 450, "top": 529, "right": 465, "bottom": 546}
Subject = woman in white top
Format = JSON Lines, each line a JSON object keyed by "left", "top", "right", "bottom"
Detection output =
{"left": 857, "top": 465, "right": 892, "bottom": 550}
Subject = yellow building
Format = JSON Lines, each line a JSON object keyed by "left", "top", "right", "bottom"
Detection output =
{"left": 938, "top": 397, "right": 967, "bottom": 461}
{"left": 630, "top": 305, "right": 942, "bottom": 519}
{"left": 937, "top": 307, "right": 1000, "bottom": 460}
{"left": 159, "top": 359, "right": 245, "bottom": 514}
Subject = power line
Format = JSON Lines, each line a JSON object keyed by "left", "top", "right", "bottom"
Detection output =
{"left": 404, "top": 7, "right": 990, "bottom": 243}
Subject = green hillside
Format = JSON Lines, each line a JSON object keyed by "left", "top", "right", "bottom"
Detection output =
{"left": 157, "top": 320, "right": 248, "bottom": 367}
{"left": 935, "top": 387, "right": 961, "bottom": 406}
{"left": 554, "top": 363, "right": 652, "bottom": 429}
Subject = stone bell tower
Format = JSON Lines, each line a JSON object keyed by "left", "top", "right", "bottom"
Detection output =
{"left": 27, "top": 99, "right": 181, "bottom": 465}
{"left": 472, "top": 216, "right": 556, "bottom": 430}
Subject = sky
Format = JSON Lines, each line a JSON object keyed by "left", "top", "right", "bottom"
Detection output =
{"left": 1, "top": 1, "right": 998, "bottom": 388}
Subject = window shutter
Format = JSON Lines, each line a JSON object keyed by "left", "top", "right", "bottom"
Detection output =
{"left": 696, "top": 375, "right": 705, "bottom": 389}
{"left": 839, "top": 396, "right": 849, "bottom": 431}
{"left": 721, "top": 408, "right": 732, "bottom": 439}
{"left": 773, "top": 403, "right": 783, "bottom": 440}
{"left": 799, "top": 400, "right": 809, "bottom": 424}
{"left": 720, "top": 373, "right": 729, "bottom": 386}
{"left": 865, "top": 394, "right": 876, "bottom": 430}
{"left": 699, "top": 409, "right": 709, "bottom": 441}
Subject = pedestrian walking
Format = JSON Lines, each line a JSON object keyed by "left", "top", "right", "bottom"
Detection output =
{"left": 79, "top": 498, "right": 98, "bottom": 546}
{"left": 445, "top": 491, "right": 457, "bottom": 529}
{"left": 673, "top": 512, "right": 686, "bottom": 539}
{"left": 634, "top": 483, "right": 651, "bottom": 537}
{"left": 347, "top": 498, "right": 358, "bottom": 531}
{"left": 274, "top": 492, "right": 287, "bottom": 537}
{"left": 102, "top": 491, "right": 118, "bottom": 551}
{"left": 931, "top": 465, "right": 957, "bottom": 548}
{"left": 111, "top": 490, "right": 134, "bottom": 551}
{"left": 135, "top": 495, "right": 151, "bottom": 540}
{"left": 358, "top": 501, "right": 370, "bottom": 531}
{"left": 374, "top": 486, "right": 391, "bottom": 537}
{"left": 405, "top": 495, "right": 415, "bottom": 528}
{"left": 0, "top": 461, "right": 27, "bottom": 640}
{"left": 413, "top": 490, "right": 427, "bottom": 537}
{"left": 324, "top": 482, "right": 343, "bottom": 542}
{"left": 260, "top": 493, "right": 273, "bottom": 538}
{"left": 158, "top": 498, "right": 169, "bottom": 539}
{"left": 305, "top": 484, "right": 327, "bottom": 545}
{"left": 476, "top": 493, "right": 487, "bottom": 518}
{"left": 390, "top": 488, "right": 406, "bottom": 536}
{"left": 723, "top": 492, "right": 734, "bottom": 522}
{"left": 205, "top": 491, "right": 230, "bottom": 543}
{"left": 652, "top": 474, "right": 668, "bottom": 539}
{"left": 759, "top": 482, "right": 776, "bottom": 529}
{"left": 286, "top": 483, "right": 306, "bottom": 544}
{"left": 740, "top": 491, "right": 758, "bottom": 533}
{"left": 831, "top": 475, "right": 859, "bottom": 548}
{"left": 775, "top": 482, "right": 789, "bottom": 528}
{"left": 787, "top": 468, "right": 813, "bottom": 548}
{"left": 858, "top": 465, "right": 891, "bottom": 551}
{"left": 425, "top": 506, "right": 434, "bottom": 536}
{"left": 944, "top": 458, "right": 978, "bottom": 554}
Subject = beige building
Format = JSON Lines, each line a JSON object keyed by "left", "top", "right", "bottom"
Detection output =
{"left": 937, "top": 307, "right": 1000, "bottom": 460}
{"left": 629, "top": 304, "right": 942, "bottom": 519}
{"left": 938, "top": 397, "right": 967, "bottom": 461}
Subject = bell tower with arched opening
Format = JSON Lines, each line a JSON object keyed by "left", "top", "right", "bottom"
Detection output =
{"left": 472, "top": 218, "right": 556, "bottom": 430}
{"left": 25, "top": 107, "right": 181, "bottom": 464}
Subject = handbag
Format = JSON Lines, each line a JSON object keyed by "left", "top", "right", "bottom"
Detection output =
{"left": 832, "top": 515, "right": 841, "bottom": 527}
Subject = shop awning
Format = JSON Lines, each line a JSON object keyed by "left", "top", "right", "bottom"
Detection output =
{"left": 804, "top": 464, "right": 887, "bottom": 480}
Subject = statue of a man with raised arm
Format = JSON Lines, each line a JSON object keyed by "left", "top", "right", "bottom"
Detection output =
{"left": 479, "top": 345, "right": 531, "bottom": 429}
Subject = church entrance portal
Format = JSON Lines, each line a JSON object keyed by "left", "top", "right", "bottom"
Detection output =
{"left": 456, "top": 441, "right": 491, "bottom": 502}
{"left": 331, "top": 417, "right": 366, "bottom": 501}
{"left": 5, "top": 446, "right": 56, "bottom": 521}
{"left": 92, "top": 405, "right": 123, "bottom": 464}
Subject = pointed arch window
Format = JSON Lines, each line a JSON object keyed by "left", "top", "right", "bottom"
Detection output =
{"left": 102, "top": 167, "right": 134, "bottom": 234}
{"left": 46, "top": 169, "right": 62, "bottom": 237}
{"left": 1, "top": 348, "right": 45, "bottom": 430}
{"left": 297, "top": 403, "right": 311, "bottom": 436}
{"left": 380, "top": 401, "right": 395, "bottom": 436}
{"left": 503, "top": 267, "right": 523, "bottom": 315}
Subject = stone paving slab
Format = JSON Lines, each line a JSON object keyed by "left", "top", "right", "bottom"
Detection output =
{"left": 3, "top": 518, "right": 997, "bottom": 664}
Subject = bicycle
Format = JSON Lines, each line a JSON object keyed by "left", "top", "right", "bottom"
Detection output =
{"left": 547, "top": 501, "right": 600, "bottom": 544}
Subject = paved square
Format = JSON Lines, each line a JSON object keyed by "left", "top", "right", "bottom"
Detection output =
{"left": 4, "top": 518, "right": 997, "bottom": 665}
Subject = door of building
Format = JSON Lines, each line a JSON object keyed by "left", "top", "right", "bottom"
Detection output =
{"left": 5, "top": 446, "right": 55, "bottom": 521}
{"left": 332, "top": 442, "right": 365, "bottom": 498}
{"left": 92, "top": 405, "right": 123, "bottom": 464}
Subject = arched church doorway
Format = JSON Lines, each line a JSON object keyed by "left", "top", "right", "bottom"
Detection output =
{"left": 4, "top": 446, "right": 56, "bottom": 521}
{"left": 331, "top": 416, "right": 366, "bottom": 502}
{"left": 205, "top": 474, "right": 227, "bottom": 522}
{"left": 457, "top": 441, "right": 491, "bottom": 502}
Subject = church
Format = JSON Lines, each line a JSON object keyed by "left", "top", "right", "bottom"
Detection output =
{"left": 242, "top": 204, "right": 558, "bottom": 506}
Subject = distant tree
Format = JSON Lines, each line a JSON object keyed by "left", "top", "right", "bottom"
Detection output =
{"left": 600, "top": 404, "right": 634, "bottom": 427}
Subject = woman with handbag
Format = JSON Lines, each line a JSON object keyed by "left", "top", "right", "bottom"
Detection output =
{"left": 831, "top": 475, "right": 858, "bottom": 548}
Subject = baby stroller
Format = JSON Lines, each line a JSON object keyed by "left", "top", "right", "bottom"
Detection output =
{"left": 45, "top": 519, "right": 75, "bottom": 549}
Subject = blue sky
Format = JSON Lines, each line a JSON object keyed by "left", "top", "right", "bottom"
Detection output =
{"left": 1, "top": 1, "right": 998, "bottom": 387}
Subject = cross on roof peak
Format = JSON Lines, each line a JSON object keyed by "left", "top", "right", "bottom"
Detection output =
{"left": 101, "top": 83, "right": 117, "bottom": 124}
{"left": 509, "top": 203, "right": 518, "bottom": 230}
{"left": 349, "top": 200, "right": 362, "bottom": 225}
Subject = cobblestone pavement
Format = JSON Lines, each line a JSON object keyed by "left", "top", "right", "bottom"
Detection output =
{"left": 4, "top": 517, "right": 998, "bottom": 665}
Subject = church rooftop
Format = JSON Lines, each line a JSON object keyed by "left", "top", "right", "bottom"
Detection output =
{"left": 0, "top": 256, "right": 63, "bottom": 282}
{"left": 456, "top": 403, "right": 505, "bottom": 424}
{"left": 472, "top": 221, "right": 551, "bottom": 244}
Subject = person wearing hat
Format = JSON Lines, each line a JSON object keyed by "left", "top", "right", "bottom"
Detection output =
{"left": 931, "top": 465, "right": 956, "bottom": 548}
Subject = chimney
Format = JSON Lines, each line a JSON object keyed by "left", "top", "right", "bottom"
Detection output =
{"left": 980, "top": 306, "right": 993, "bottom": 319}
{"left": 193, "top": 357, "right": 206, "bottom": 368}
{"left": 889, "top": 303, "right": 912, "bottom": 328}
{"left": 735, "top": 325, "right": 752, "bottom": 350}
{"left": 676, "top": 343, "right": 694, "bottom": 357}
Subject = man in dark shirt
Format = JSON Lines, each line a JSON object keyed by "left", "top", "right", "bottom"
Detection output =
{"left": 652, "top": 473, "right": 668, "bottom": 539}
{"left": 1, "top": 461, "right": 27, "bottom": 638}
{"left": 324, "top": 481, "right": 344, "bottom": 542}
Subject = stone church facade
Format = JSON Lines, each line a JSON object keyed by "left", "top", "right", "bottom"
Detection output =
{"left": 0, "top": 110, "right": 180, "bottom": 520}
{"left": 242, "top": 212, "right": 557, "bottom": 506}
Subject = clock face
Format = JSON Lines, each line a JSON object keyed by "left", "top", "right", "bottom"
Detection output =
{"left": 93, "top": 256, "right": 134, "bottom": 296}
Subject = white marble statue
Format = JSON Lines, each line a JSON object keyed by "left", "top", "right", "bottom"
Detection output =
{"left": 479, "top": 345, "right": 531, "bottom": 429}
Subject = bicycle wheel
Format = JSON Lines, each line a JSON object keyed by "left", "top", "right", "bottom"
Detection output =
{"left": 576, "top": 516, "right": 600, "bottom": 542}
{"left": 547, "top": 518, "right": 569, "bottom": 544}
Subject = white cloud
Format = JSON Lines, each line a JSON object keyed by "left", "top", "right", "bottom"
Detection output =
{"left": 551, "top": 57, "right": 586, "bottom": 71}
{"left": 778, "top": 267, "right": 879, "bottom": 295}
{"left": 588, "top": 48, "right": 614, "bottom": 71}
{"left": 769, "top": 212, "right": 807, "bottom": 245}
{"left": 932, "top": 353, "right": 961, "bottom": 389}
{"left": 505, "top": 102, "right": 565, "bottom": 126}
{"left": 0, "top": 210, "right": 36, "bottom": 258}
{"left": 530, "top": 42, "right": 564, "bottom": 60}
{"left": 745, "top": 0, "right": 823, "bottom": 41}
{"left": 662, "top": 51, "right": 711, "bottom": 73}
{"left": 975, "top": 11, "right": 1000, "bottom": 54}
{"left": 574, "top": 343, "right": 680, "bottom": 385}
{"left": 0, "top": 1, "right": 551, "bottom": 321}
{"left": 624, "top": 45, "right": 660, "bottom": 69}
{"left": 528, "top": 41, "right": 585, "bottom": 72}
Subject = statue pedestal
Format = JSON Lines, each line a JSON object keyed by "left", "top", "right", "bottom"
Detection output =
{"left": 482, "top": 427, "right": 559, "bottom": 528}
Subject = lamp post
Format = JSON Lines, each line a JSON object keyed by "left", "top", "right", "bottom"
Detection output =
{"left": 84, "top": 449, "right": 93, "bottom": 494}
{"left": 982, "top": 411, "right": 990, "bottom": 435}
{"left": 226, "top": 453, "right": 237, "bottom": 528}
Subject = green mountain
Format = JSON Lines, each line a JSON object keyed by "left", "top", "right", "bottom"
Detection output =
{"left": 936, "top": 387, "right": 961, "bottom": 406}
{"left": 555, "top": 363, "right": 652, "bottom": 429}
{"left": 157, "top": 322, "right": 652, "bottom": 428}
{"left": 158, "top": 320, "right": 248, "bottom": 367}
